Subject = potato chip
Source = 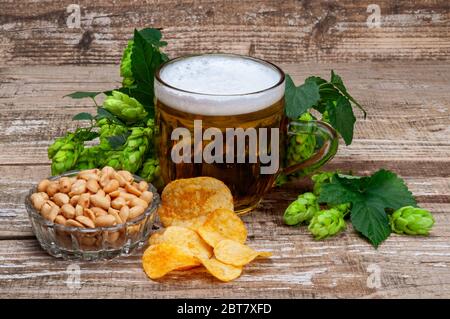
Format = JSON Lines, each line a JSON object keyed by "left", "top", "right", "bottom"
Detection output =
{"left": 151, "top": 226, "right": 213, "bottom": 259}
{"left": 142, "top": 243, "right": 200, "bottom": 279}
{"left": 197, "top": 208, "right": 247, "bottom": 247}
{"left": 199, "top": 257, "right": 242, "bottom": 282}
{"left": 158, "top": 177, "right": 233, "bottom": 230}
{"left": 214, "top": 239, "right": 272, "bottom": 266}
{"left": 148, "top": 231, "right": 164, "bottom": 245}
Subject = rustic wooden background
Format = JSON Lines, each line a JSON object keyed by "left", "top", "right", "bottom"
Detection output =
{"left": 0, "top": 0, "right": 449, "bottom": 298}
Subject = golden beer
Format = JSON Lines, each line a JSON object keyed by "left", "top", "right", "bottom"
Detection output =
{"left": 154, "top": 54, "right": 338, "bottom": 213}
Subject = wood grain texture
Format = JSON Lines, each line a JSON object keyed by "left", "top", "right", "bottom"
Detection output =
{"left": 0, "top": 62, "right": 449, "bottom": 298}
{"left": 0, "top": 0, "right": 449, "bottom": 66}
{"left": 0, "top": 199, "right": 449, "bottom": 298}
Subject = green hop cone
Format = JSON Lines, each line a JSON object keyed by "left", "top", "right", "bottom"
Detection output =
{"left": 140, "top": 157, "right": 161, "bottom": 182}
{"left": 139, "top": 156, "right": 164, "bottom": 189}
{"left": 390, "top": 206, "right": 435, "bottom": 236}
{"left": 75, "top": 146, "right": 102, "bottom": 170}
{"left": 283, "top": 192, "right": 320, "bottom": 226}
{"left": 121, "top": 127, "right": 152, "bottom": 173}
{"left": 102, "top": 151, "right": 123, "bottom": 170}
{"left": 286, "top": 112, "right": 317, "bottom": 168}
{"left": 103, "top": 91, "right": 148, "bottom": 125}
{"left": 308, "top": 208, "right": 346, "bottom": 240}
{"left": 311, "top": 171, "right": 335, "bottom": 196}
{"left": 97, "top": 120, "right": 129, "bottom": 151}
{"left": 331, "top": 202, "right": 351, "bottom": 216}
{"left": 48, "top": 133, "right": 83, "bottom": 175}
{"left": 120, "top": 40, "right": 134, "bottom": 88}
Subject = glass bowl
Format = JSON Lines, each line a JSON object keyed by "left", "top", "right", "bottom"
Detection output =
{"left": 25, "top": 170, "right": 160, "bottom": 261}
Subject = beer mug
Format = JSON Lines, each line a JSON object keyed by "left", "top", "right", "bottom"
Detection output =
{"left": 154, "top": 54, "right": 338, "bottom": 213}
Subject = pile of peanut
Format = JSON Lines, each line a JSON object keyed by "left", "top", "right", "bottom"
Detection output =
{"left": 30, "top": 167, "right": 153, "bottom": 228}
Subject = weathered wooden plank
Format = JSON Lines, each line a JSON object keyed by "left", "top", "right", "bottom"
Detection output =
{"left": 1, "top": 63, "right": 450, "bottom": 165}
{"left": 0, "top": 163, "right": 448, "bottom": 238}
{"left": 0, "top": 219, "right": 449, "bottom": 299}
{"left": 0, "top": 0, "right": 449, "bottom": 66}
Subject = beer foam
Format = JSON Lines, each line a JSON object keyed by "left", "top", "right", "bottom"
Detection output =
{"left": 155, "top": 54, "right": 285, "bottom": 115}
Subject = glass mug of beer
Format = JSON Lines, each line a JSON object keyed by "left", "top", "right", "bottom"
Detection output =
{"left": 154, "top": 54, "right": 338, "bottom": 213}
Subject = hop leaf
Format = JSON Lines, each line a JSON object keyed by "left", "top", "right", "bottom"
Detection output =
{"left": 319, "top": 169, "right": 417, "bottom": 247}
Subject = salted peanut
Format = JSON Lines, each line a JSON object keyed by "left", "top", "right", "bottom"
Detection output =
{"left": 75, "top": 204, "right": 84, "bottom": 217}
{"left": 96, "top": 189, "right": 106, "bottom": 197}
{"left": 95, "top": 215, "right": 116, "bottom": 227}
{"left": 118, "top": 187, "right": 126, "bottom": 193}
{"left": 120, "top": 192, "right": 138, "bottom": 201}
{"left": 69, "top": 179, "right": 86, "bottom": 196}
{"left": 80, "top": 236, "right": 96, "bottom": 246}
{"left": 94, "top": 210, "right": 107, "bottom": 217}
{"left": 118, "top": 170, "right": 134, "bottom": 183}
{"left": 78, "top": 168, "right": 99, "bottom": 176}
{"left": 66, "top": 219, "right": 85, "bottom": 228}
{"left": 31, "top": 193, "right": 47, "bottom": 210}
{"left": 78, "top": 169, "right": 100, "bottom": 181}
{"left": 37, "top": 179, "right": 51, "bottom": 193}
{"left": 53, "top": 193, "right": 70, "bottom": 206}
{"left": 59, "top": 177, "right": 72, "bottom": 193}
{"left": 125, "top": 183, "right": 142, "bottom": 196}
{"left": 129, "top": 205, "right": 145, "bottom": 220}
{"left": 69, "top": 176, "right": 78, "bottom": 184}
{"left": 61, "top": 204, "right": 76, "bottom": 219}
{"left": 101, "top": 166, "right": 115, "bottom": 178}
{"left": 91, "top": 194, "right": 110, "bottom": 210}
{"left": 113, "top": 172, "right": 127, "bottom": 187}
{"left": 41, "top": 201, "right": 55, "bottom": 216}
{"left": 83, "top": 207, "right": 96, "bottom": 221}
{"left": 129, "top": 197, "right": 148, "bottom": 208}
{"left": 86, "top": 178, "right": 100, "bottom": 193}
{"left": 54, "top": 215, "right": 67, "bottom": 225}
{"left": 76, "top": 215, "right": 95, "bottom": 228}
{"left": 91, "top": 207, "right": 107, "bottom": 217}
{"left": 108, "top": 209, "right": 122, "bottom": 224}
{"left": 111, "top": 196, "right": 127, "bottom": 210}
{"left": 109, "top": 190, "right": 121, "bottom": 198}
{"left": 138, "top": 181, "right": 149, "bottom": 192}
{"left": 46, "top": 182, "right": 59, "bottom": 197}
{"left": 99, "top": 175, "right": 110, "bottom": 188}
{"left": 107, "top": 231, "right": 120, "bottom": 243}
{"left": 140, "top": 191, "right": 153, "bottom": 204}
{"left": 42, "top": 205, "right": 59, "bottom": 222}
{"left": 78, "top": 193, "right": 90, "bottom": 208}
{"left": 119, "top": 206, "right": 129, "bottom": 223}
{"left": 104, "top": 179, "right": 119, "bottom": 193}
{"left": 70, "top": 195, "right": 80, "bottom": 207}
{"left": 47, "top": 200, "right": 59, "bottom": 208}
{"left": 108, "top": 207, "right": 120, "bottom": 215}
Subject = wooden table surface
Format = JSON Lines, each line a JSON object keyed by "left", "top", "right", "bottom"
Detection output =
{"left": 0, "top": 62, "right": 449, "bottom": 298}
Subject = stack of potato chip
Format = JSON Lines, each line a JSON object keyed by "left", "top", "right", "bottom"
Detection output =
{"left": 142, "top": 177, "right": 271, "bottom": 282}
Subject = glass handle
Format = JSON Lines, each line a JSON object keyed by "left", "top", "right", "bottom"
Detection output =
{"left": 281, "top": 120, "right": 339, "bottom": 177}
